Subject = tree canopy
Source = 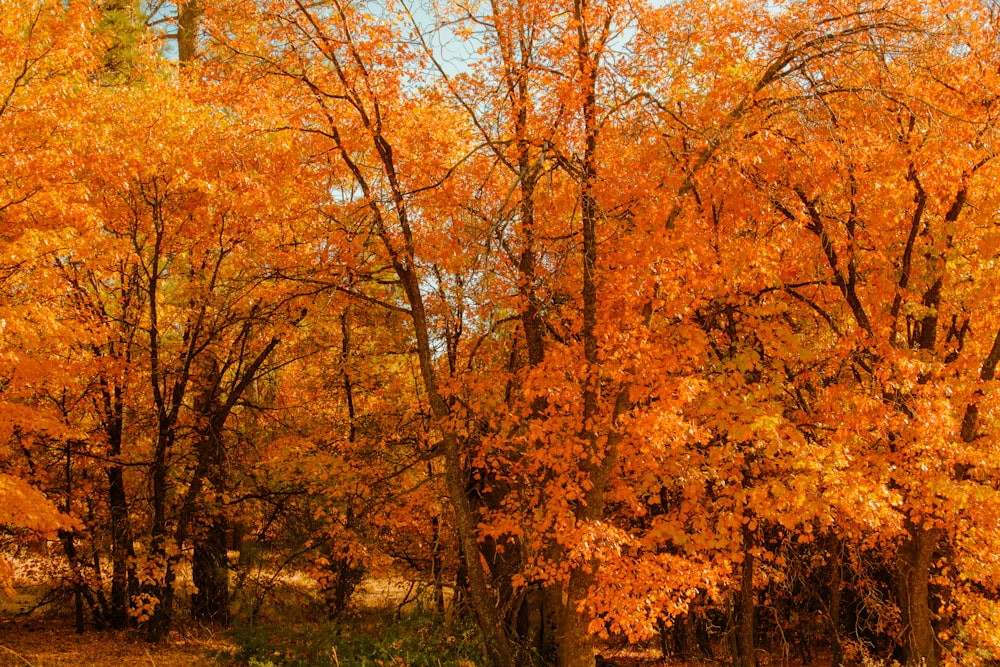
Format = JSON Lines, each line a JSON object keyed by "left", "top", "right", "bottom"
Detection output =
{"left": 1, "top": 1, "right": 1000, "bottom": 666}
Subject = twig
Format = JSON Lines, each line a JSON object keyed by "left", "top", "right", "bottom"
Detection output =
{"left": 0, "top": 644, "right": 37, "bottom": 667}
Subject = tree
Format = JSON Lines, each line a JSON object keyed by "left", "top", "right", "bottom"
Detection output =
{"left": 702, "top": 2, "right": 1000, "bottom": 663}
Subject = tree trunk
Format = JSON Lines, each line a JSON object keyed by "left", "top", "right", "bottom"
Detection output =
{"left": 107, "top": 464, "right": 136, "bottom": 628}
{"left": 145, "top": 436, "right": 175, "bottom": 643}
{"left": 895, "top": 524, "right": 941, "bottom": 667}
{"left": 176, "top": 0, "right": 202, "bottom": 63}
{"left": 322, "top": 556, "right": 364, "bottom": 619}
{"left": 105, "top": 389, "right": 137, "bottom": 629}
{"left": 471, "top": 470, "right": 524, "bottom": 631}
{"left": 190, "top": 338, "right": 279, "bottom": 624}
{"left": 192, "top": 515, "right": 230, "bottom": 623}
{"left": 553, "top": 3, "right": 604, "bottom": 662}
{"left": 59, "top": 530, "right": 86, "bottom": 634}
{"left": 557, "top": 572, "right": 596, "bottom": 667}
{"left": 735, "top": 532, "right": 757, "bottom": 667}
{"left": 145, "top": 420, "right": 173, "bottom": 642}
{"left": 145, "top": 553, "right": 176, "bottom": 643}
{"left": 442, "top": 431, "right": 517, "bottom": 667}
{"left": 191, "top": 404, "right": 230, "bottom": 624}
{"left": 827, "top": 539, "right": 843, "bottom": 667}
{"left": 430, "top": 512, "right": 446, "bottom": 616}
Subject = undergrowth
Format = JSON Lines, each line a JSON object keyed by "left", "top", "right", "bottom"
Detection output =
{"left": 213, "top": 611, "right": 483, "bottom": 667}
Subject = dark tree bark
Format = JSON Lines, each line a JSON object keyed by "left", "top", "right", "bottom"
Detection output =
{"left": 895, "top": 525, "right": 941, "bottom": 667}
{"left": 176, "top": 0, "right": 202, "bottom": 63}
{"left": 735, "top": 529, "right": 757, "bottom": 667}
{"left": 826, "top": 540, "right": 844, "bottom": 667}
{"left": 102, "top": 379, "right": 137, "bottom": 629}
{"left": 192, "top": 515, "right": 230, "bottom": 623}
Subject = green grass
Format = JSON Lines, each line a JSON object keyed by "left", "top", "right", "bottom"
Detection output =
{"left": 214, "top": 611, "right": 484, "bottom": 667}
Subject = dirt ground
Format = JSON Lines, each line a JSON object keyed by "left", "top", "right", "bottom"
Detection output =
{"left": 0, "top": 619, "right": 233, "bottom": 667}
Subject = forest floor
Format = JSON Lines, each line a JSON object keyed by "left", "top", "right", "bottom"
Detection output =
{"left": 0, "top": 618, "right": 232, "bottom": 666}
{"left": 0, "top": 617, "right": 832, "bottom": 667}
{"left": 0, "top": 569, "right": 832, "bottom": 667}
{"left": 0, "top": 625, "right": 702, "bottom": 667}
{"left": 0, "top": 623, "right": 676, "bottom": 667}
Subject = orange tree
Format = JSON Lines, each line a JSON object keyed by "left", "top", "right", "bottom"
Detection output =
{"left": 0, "top": 0, "right": 102, "bottom": 615}
{"left": 0, "top": 34, "right": 329, "bottom": 634}
{"left": 602, "top": 3, "right": 1000, "bottom": 665}
{"left": 761, "top": 8, "right": 1000, "bottom": 666}
{"left": 199, "top": 0, "right": 1000, "bottom": 665}
{"left": 408, "top": 1, "right": 970, "bottom": 665}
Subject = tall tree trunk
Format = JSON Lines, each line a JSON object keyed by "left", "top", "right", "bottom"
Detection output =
{"left": 895, "top": 524, "right": 941, "bottom": 667}
{"left": 176, "top": 0, "right": 202, "bottom": 63}
{"left": 827, "top": 538, "right": 843, "bottom": 667}
{"left": 479, "top": 10, "right": 549, "bottom": 657}
{"left": 192, "top": 380, "right": 230, "bottom": 624}
{"left": 430, "top": 500, "right": 446, "bottom": 616}
{"left": 145, "top": 425, "right": 175, "bottom": 643}
{"left": 59, "top": 530, "right": 87, "bottom": 634}
{"left": 107, "top": 464, "right": 136, "bottom": 628}
{"left": 192, "top": 515, "right": 230, "bottom": 623}
{"left": 556, "top": 572, "right": 595, "bottom": 667}
{"left": 61, "top": 438, "right": 86, "bottom": 634}
{"left": 554, "top": 2, "right": 604, "bottom": 663}
{"left": 735, "top": 529, "right": 757, "bottom": 667}
{"left": 145, "top": 557, "right": 177, "bottom": 643}
{"left": 548, "top": 0, "right": 627, "bottom": 661}
{"left": 887, "top": 188, "right": 962, "bottom": 667}
{"left": 103, "top": 381, "right": 136, "bottom": 628}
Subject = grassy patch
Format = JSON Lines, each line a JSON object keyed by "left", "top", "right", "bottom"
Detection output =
{"left": 214, "top": 612, "right": 484, "bottom": 667}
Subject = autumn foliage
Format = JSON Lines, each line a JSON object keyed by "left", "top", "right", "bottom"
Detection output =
{"left": 1, "top": 0, "right": 1000, "bottom": 666}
